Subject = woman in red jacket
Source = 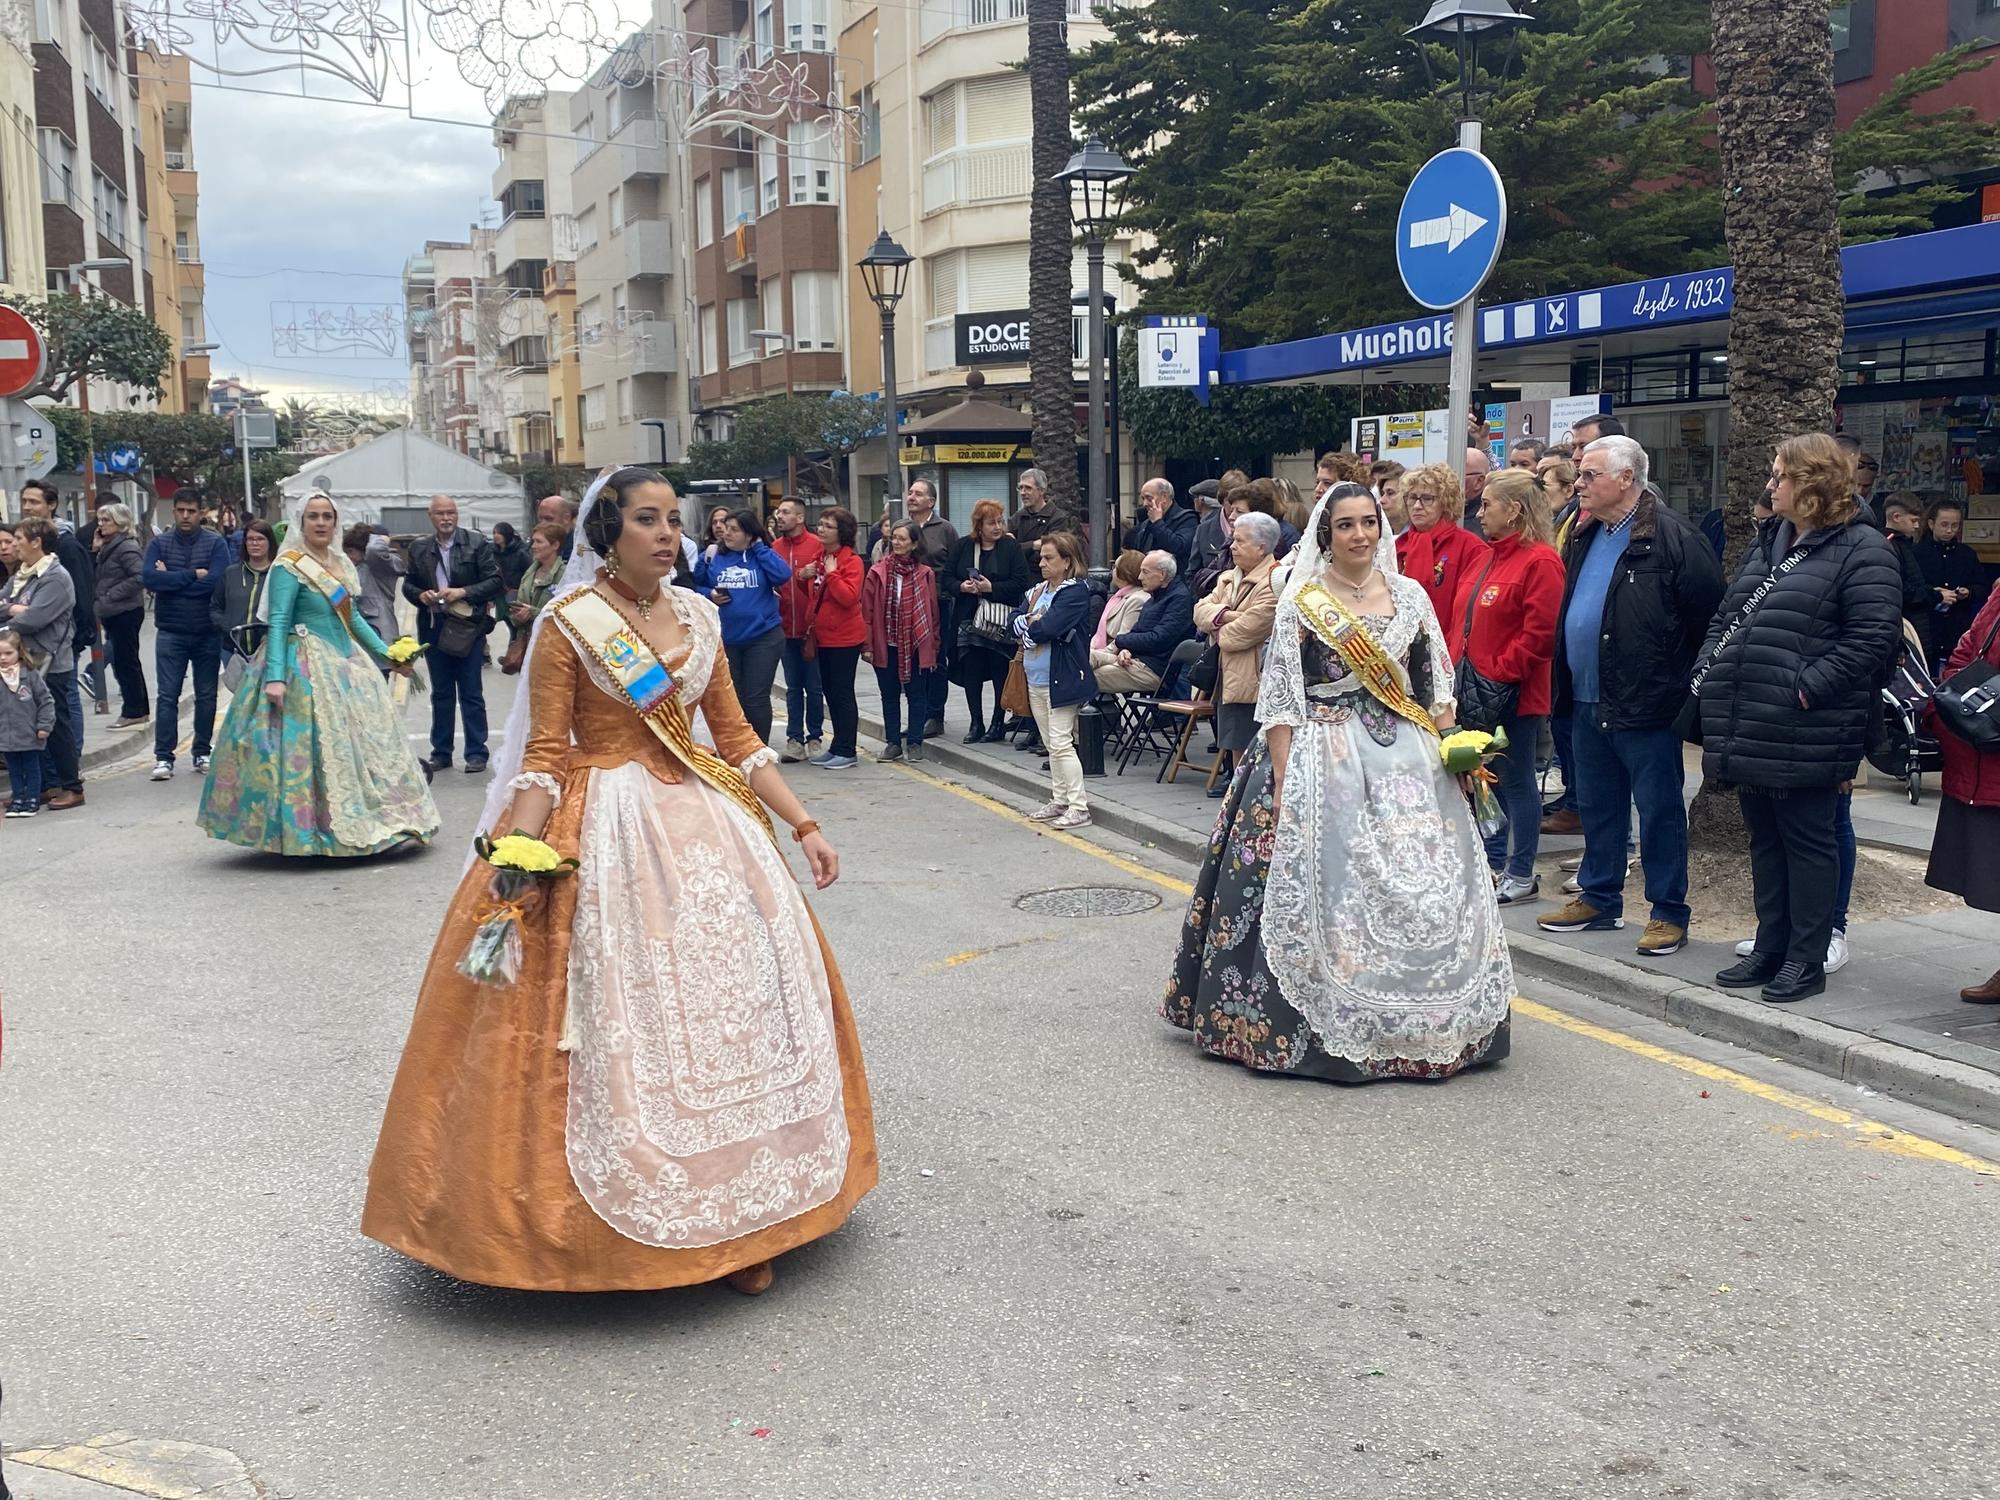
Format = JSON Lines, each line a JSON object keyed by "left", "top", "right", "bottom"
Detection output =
{"left": 1450, "top": 468, "right": 1566, "bottom": 905}
{"left": 801, "top": 506, "right": 866, "bottom": 770}
{"left": 1396, "top": 462, "right": 1491, "bottom": 628}
{"left": 1925, "top": 585, "right": 2000, "bottom": 1001}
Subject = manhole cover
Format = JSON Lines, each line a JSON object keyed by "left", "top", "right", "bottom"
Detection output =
{"left": 1014, "top": 885, "right": 1162, "bottom": 918}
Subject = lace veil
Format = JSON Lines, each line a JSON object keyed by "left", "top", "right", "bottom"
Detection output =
{"left": 1257, "top": 482, "right": 1402, "bottom": 728}
{"left": 257, "top": 489, "right": 361, "bottom": 626}
{"left": 467, "top": 468, "right": 614, "bottom": 863}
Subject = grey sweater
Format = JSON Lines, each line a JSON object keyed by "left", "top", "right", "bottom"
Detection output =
{"left": 7, "top": 562, "right": 78, "bottom": 674}
{"left": 0, "top": 666, "right": 55, "bottom": 752}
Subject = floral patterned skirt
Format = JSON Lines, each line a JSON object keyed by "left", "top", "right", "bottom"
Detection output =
{"left": 198, "top": 631, "right": 439, "bottom": 858}
{"left": 1161, "top": 738, "right": 1511, "bottom": 1083}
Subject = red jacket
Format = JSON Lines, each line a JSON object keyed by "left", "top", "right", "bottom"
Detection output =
{"left": 1447, "top": 531, "right": 1566, "bottom": 718}
{"left": 772, "top": 530, "right": 825, "bottom": 638}
{"left": 1397, "top": 518, "right": 1491, "bottom": 633}
{"left": 807, "top": 546, "right": 865, "bottom": 648}
{"left": 1935, "top": 586, "right": 2000, "bottom": 807}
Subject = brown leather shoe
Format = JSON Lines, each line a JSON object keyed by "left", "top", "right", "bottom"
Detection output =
{"left": 1962, "top": 970, "right": 2000, "bottom": 1005}
{"left": 44, "top": 788, "right": 84, "bottom": 811}
{"left": 1540, "top": 808, "right": 1583, "bottom": 835}
{"left": 724, "top": 1260, "right": 775, "bottom": 1296}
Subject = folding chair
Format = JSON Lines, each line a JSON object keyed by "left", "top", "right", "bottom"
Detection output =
{"left": 1115, "top": 639, "right": 1203, "bottom": 774}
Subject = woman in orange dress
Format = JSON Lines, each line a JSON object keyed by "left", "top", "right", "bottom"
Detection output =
{"left": 363, "top": 467, "right": 876, "bottom": 1294}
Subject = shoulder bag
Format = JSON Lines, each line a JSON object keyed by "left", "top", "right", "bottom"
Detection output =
{"left": 1677, "top": 535, "right": 1815, "bottom": 745}
{"left": 1934, "top": 607, "right": 2000, "bottom": 753}
{"left": 1450, "top": 556, "right": 1518, "bottom": 733}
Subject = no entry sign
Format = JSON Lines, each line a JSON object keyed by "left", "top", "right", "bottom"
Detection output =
{"left": 0, "top": 306, "right": 46, "bottom": 399}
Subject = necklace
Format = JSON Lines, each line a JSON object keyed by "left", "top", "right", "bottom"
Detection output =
{"left": 607, "top": 576, "right": 661, "bottom": 620}
{"left": 1326, "top": 564, "right": 1375, "bottom": 598}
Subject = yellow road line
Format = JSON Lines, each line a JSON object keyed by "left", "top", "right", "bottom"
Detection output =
{"left": 892, "top": 759, "right": 2000, "bottom": 1179}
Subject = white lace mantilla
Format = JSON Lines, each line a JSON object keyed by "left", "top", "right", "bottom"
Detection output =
{"left": 563, "top": 760, "right": 849, "bottom": 1248}
{"left": 1254, "top": 582, "right": 1511, "bottom": 1065}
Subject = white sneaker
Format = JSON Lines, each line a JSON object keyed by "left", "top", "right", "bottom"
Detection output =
{"left": 1562, "top": 874, "right": 1582, "bottom": 895}
{"left": 1735, "top": 937, "right": 1757, "bottom": 958}
{"left": 1562, "top": 857, "right": 1633, "bottom": 895}
{"left": 1027, "top": 800, "right": 1064, "bottom": 822}
{"left": 1826, "top": 929, "right": 1850, "bottom": 974}
{"left": 1495, "top": 875, "right": 1541, "bottom": 905}
{"left": 191, "top": 754, "right": 210, "bottom": 772}
{"left": 1560, "top": 854, "right": 1584, "bottom": 873}
{"left": 150, "top": 760, "right": 173, "bottom": 781}
{"left": 1050, "top": 807, "right": 1093, "bottom": 830}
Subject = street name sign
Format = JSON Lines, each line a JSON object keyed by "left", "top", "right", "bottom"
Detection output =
{"left": 0, "top": 306, "right": 46, "bottom": 399}
{"left": 1395, "top": 148, "right": 1508, "bottom": 312}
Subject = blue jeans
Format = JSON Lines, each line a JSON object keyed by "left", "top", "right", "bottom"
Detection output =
{"left": 154, "top": 630, "right": 220, "bottom": 765}
{"left": 49, "top": 667, "right": 82, "bottom": 784}
{"left": 1571, "top": 703, "right": 1690, "bottom": 929}
{"left": 1547, "top": 712, "right": 1575, "bottom": 811}
{"left": 6, "top": 749, "right": 43, "bottom": 807}
{"left": 1833, "top": 791, "right": 1855, "bottom": 934}
{"left": 1483, "top": 712, "right": 1546, "bottom": 881}
{"left": 874, "top": 656, "right": 931, "bottom": 747}
{"left": 424, "top": 634, "right": 490, "bottom": 763}
{"left": 781, "top": 635, "right": 824, "bottom": 744}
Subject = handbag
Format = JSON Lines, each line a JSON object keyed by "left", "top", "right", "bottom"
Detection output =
{"left": 500, "top": 627, "right": 530, "bottom": 675}
{"left": 798, "top": 578, "right": 825, "bottom": 662}
{"left": 434, "top": 605, "right": 485, "bottom": 659}
{"left": 1450, "top": 556, "right": 1519, "bottom": 733}
{"left": 1934, "top": 609, "right": 2000, "bottom": 752}
{"left": 1001, "top": 649, "right": 1031, "bottom": 719}
{"left": 971, "top": 598, "right": 1015, "bottom": 644}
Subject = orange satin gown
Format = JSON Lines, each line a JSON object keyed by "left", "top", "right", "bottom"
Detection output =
{"left": 362, "top": 609, "right": 878, "bottom": 1291}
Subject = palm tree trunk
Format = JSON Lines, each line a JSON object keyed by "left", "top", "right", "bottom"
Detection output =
{"left": 1691, "top": 0, "right": 1845, "bottom": 849}
{"left": 1027, "top": 0, "right": 1081, "bottom": 516}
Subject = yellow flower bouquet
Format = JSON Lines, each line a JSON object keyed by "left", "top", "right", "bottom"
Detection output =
{"left": 457, "top": 831, "right": 580, "bottom": 988}
{"left": 1439, "top": 725, "right": 1509, "bottom": 840}
{"left": 384, "top": 636, "right": 427, "bottom": 664}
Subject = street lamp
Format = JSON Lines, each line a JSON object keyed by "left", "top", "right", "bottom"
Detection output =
{"left": 1056, "top": 136, "right": 1132, "bottom": 580}
{"left": 67, "top": 257, "right": 131, "bottom": 506}
{"left": 1407, "top": 0, "right": 1529, "bottom": 489}
{"left": 858, "top": 230, "right": 913, "bottom": 513}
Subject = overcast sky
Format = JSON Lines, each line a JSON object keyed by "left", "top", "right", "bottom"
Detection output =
{"left": 194, "top": 74, "right": 500, "bottom": 408}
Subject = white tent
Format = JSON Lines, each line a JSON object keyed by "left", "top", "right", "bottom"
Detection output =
{"left": 278, "top": 427, "right": 527, "bottom": 534}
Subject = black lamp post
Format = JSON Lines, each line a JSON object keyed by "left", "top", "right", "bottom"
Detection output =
{"left": 1056, "top": 136, "right": 1133, "bottom": 580}
{"left": 1407, "top": 0, "right": 1530, "bottom": 487}
{"left": 858, "top": 229, "right": 914, "bottom": 514}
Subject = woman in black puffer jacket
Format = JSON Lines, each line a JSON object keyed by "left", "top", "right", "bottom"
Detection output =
{"left": 1696, "top": 432, "right": 1902, "bottom": 1003}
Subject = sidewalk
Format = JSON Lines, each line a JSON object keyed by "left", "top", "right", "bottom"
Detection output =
{"left": 782, "top": 671, "right": 2000, "bottom": 1130}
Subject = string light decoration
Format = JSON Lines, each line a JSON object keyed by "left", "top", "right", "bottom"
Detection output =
{"left": 271, "top": 301, "right": 405, "bottom": 359}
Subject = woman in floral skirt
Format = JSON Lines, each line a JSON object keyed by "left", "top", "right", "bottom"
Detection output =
{"left": 1161, "top": 484, "right": 1512, "bottom": 1082}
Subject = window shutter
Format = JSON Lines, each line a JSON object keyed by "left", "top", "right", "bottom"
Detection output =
{"left": 963, "top": 75, "right": 1030, "bottom": 143}
{"left": 924, "top": 89, "right": 958, "bottom": 158}
{"left": 964, "top": 243, "right": 1029, "bottom": 311}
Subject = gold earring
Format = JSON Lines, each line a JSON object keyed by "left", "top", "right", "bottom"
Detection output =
{"left": 605, "top": 551, "right": 618, "bottom": 578}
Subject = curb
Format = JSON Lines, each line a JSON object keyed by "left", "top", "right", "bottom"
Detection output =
{"left": 777, "top": 688, "right": 2000, "bottom": 1134}
{"left": 1507, "top": 933, "right": 2000, "bottom": 1133}
{"left": 775, "top": 688, "right": 1215, "bottom": 864}
{"left": 0, "top": 708, "right": 189, "bottom": 795}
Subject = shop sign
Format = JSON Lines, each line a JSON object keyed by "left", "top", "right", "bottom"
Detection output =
{"left": 934, "top": 444, "right": 1020, "bottom": 464}
{"left": 898, "top": 445, "right": 935, "bottom": 466}
{"left": 1480, "top": 268, "right": 1735, "bottom": 351}
{"left": 1334, "top": 315, "right": 1456, "bottom": 370}
{"left": 955, "top": 313, "right": 1032, "bottom": 365}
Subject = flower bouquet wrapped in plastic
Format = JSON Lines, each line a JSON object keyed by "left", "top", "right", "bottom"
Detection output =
{"left": 1440, "top": 726, "right": 1509, "bottom": 842}
{"left": 458, "top": 832, "right": 579, "bottom": 988}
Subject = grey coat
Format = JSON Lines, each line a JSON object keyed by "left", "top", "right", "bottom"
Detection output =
{"left": 94, "top": 532, "right": 145, "bottom": 617}
{"left": 0, "top": 666, "right": 55, "bottom": 753}
{"left": 7, "top": 563, "right": 78, "bottom": 674}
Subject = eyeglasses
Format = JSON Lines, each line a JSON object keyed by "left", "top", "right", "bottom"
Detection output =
{"left": 1576, "top": 469, "right": 1608, "bottom": 484}
{"left": 1857, "top": 459, "right": 1879, "bottom": 470}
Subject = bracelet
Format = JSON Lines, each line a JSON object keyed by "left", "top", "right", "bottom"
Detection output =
{"left": 791, "top": 820, "right": 821, "bottom": 844}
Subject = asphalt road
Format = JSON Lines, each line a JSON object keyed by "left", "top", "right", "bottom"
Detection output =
{"left": 4, "top": 686, "right": 1999, "bottom": 1500}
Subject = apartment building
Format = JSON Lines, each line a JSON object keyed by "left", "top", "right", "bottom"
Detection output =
{"left": 486, "top": 93, "right": 574, "bottom": 463}
{"left": 33, "top": 0, "right": 148, "bottom": 400}
{"left": 567, "top": 48, "right": 687, "bottom": 469}
{"left": 1, "top": 1, "right": 47, "bottom": 300}
{"left": 839, "top": 0, "right": 1129, "bottom": 513}
{"left": 403, "top": 237, "right": 489, "bottom": 457}
{"left": 542, "top": 257, "right": 585, "bottom": 465}
{"left": 134, "top": 48, "right": 206, "bottom": 412}
{"left": 682, "top": 0, "right": 846, "bottom": 460}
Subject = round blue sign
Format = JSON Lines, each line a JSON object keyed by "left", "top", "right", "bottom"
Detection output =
{"left": 106, "top": 443, "right": 143, "bottom": 475}
{"left": 1395, "top": 147, "right": 1508, "bottom": 312}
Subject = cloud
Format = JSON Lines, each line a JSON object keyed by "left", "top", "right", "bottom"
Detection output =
{"left": 193, "top": 82, "right": 500, "bottom": 399}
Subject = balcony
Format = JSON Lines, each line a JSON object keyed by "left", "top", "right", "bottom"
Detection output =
{"left": 722, "top": 220, "right": 756, "bottom": 273}
{"left": 920, "top": 0, "right": 1088, "bottom": 44}
{"left": 628, "top": 321, "right": 678, "bottom": 376}
{"left": 167, "top": 165, "right": 198, "bottom": 207}
{"left": 618, "top": 217, "right": 674, "bottom": 279}
{"left": 921, "top": 142, "right": 1031, "bottom": 215}
{"left": 178, "top": 258, "right": 204, "bottom": 293}
{"left": 610, "top": 111, "right": 671, "bottom": 180}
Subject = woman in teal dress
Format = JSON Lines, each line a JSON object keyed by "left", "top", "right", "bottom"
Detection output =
{"left": 199, "top": 493, "right": 439, "bottom": 857}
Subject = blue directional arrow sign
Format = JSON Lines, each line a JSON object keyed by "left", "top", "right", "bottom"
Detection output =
{"left": 1395, "top": 147, "right": 1508, "bottom": 312}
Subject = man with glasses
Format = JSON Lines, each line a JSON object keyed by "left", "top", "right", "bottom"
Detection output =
{"left": 1010, "top": 468, "right": 1074, "bottom": 549}
{"left": 1538, "top": 435, "right": 1722, "bottom": 959}
{"left": 1834, "top": 435, "right": 1883, "bottom": 529}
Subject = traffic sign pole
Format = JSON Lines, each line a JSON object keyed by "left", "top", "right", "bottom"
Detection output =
{"left": 1446, "top": 120, "right": 1482, "bottom": 489}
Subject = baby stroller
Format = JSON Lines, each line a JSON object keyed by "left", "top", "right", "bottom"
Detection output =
{"left": 1866, "top": 620, "right": 1944, "bottom": 805}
